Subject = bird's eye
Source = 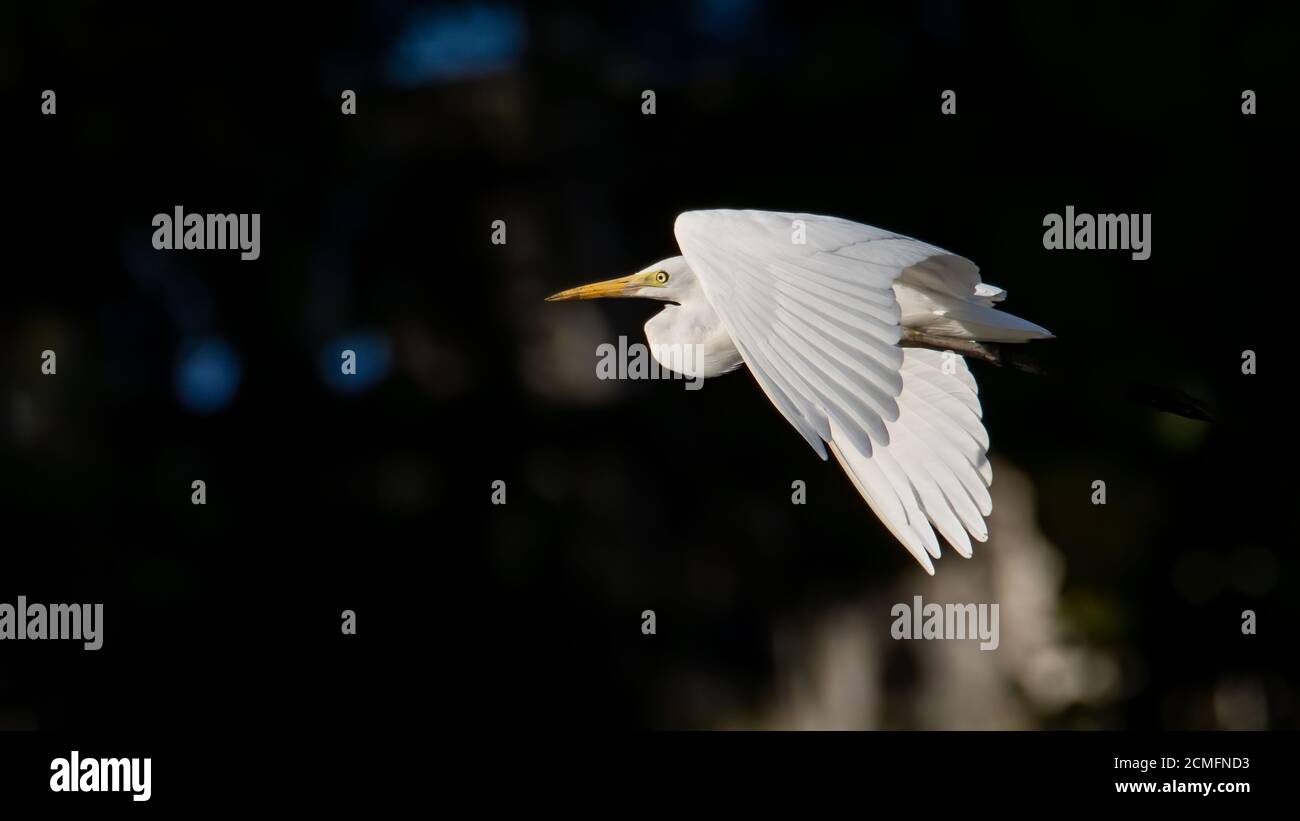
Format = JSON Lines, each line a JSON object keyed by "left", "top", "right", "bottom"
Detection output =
{"left": 656, "top": 271, "right": 670, "bottom": 285}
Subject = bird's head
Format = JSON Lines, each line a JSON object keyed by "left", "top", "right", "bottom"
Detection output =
{"left": 545, "top": 256, "right": 696, "bottom": 304}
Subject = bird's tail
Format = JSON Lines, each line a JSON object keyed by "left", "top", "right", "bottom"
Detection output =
{"left": 897, "top": 281, "right": 1054, "bottom": 343}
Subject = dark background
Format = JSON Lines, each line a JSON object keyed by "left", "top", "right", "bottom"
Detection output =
{"left": 1, "top": 1, "right": 1295, "bottom": 733}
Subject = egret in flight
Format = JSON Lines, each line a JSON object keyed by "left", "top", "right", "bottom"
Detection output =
{"left": 547, "top": 210, "right": 1053, "bottom": 574}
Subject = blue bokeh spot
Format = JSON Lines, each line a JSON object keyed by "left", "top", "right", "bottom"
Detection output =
{"left": 175, "top": 337, "right": 242, "bottom": 414}
{"left": 385, "top": 4, "right": 524, "bottom": 86}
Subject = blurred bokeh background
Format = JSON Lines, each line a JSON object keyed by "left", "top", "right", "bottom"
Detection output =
{"left": 1, "top": 1, "right": 1295, "bottom": 731}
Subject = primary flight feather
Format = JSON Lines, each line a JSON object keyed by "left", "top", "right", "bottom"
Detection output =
{"left": 547, "top": 210, "right": 1053, "bottom": 574}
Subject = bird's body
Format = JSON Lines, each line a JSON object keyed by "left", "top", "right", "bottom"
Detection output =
{"left": 641, "top": 256, "right": 1049, "bottom": 376}
{"left": 548, "top": 210, "right": 1053, "bottom": 573}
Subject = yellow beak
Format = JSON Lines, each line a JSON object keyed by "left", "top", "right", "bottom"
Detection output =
{"left": 545, "top": 272, "right": 648, "bottom": 302}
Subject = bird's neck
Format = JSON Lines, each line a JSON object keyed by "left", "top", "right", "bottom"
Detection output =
{"left": 644, "top": 301, "right": 743, "bottom": 379}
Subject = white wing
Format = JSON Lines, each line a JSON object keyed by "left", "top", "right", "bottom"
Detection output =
{"left": 828, "top": 349, "right": 991, "bottom": 573}
{"left": 675, "top": 210, "right": 992, "bottom": 572}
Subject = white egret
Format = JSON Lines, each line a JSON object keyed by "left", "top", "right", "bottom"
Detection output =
{"left": 547, "top": 210, "right": 1053, "bottom": 574}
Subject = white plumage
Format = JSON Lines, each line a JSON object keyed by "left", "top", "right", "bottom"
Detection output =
{"left": 548, "top": 209, "right": 1053, "bottom": 573}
